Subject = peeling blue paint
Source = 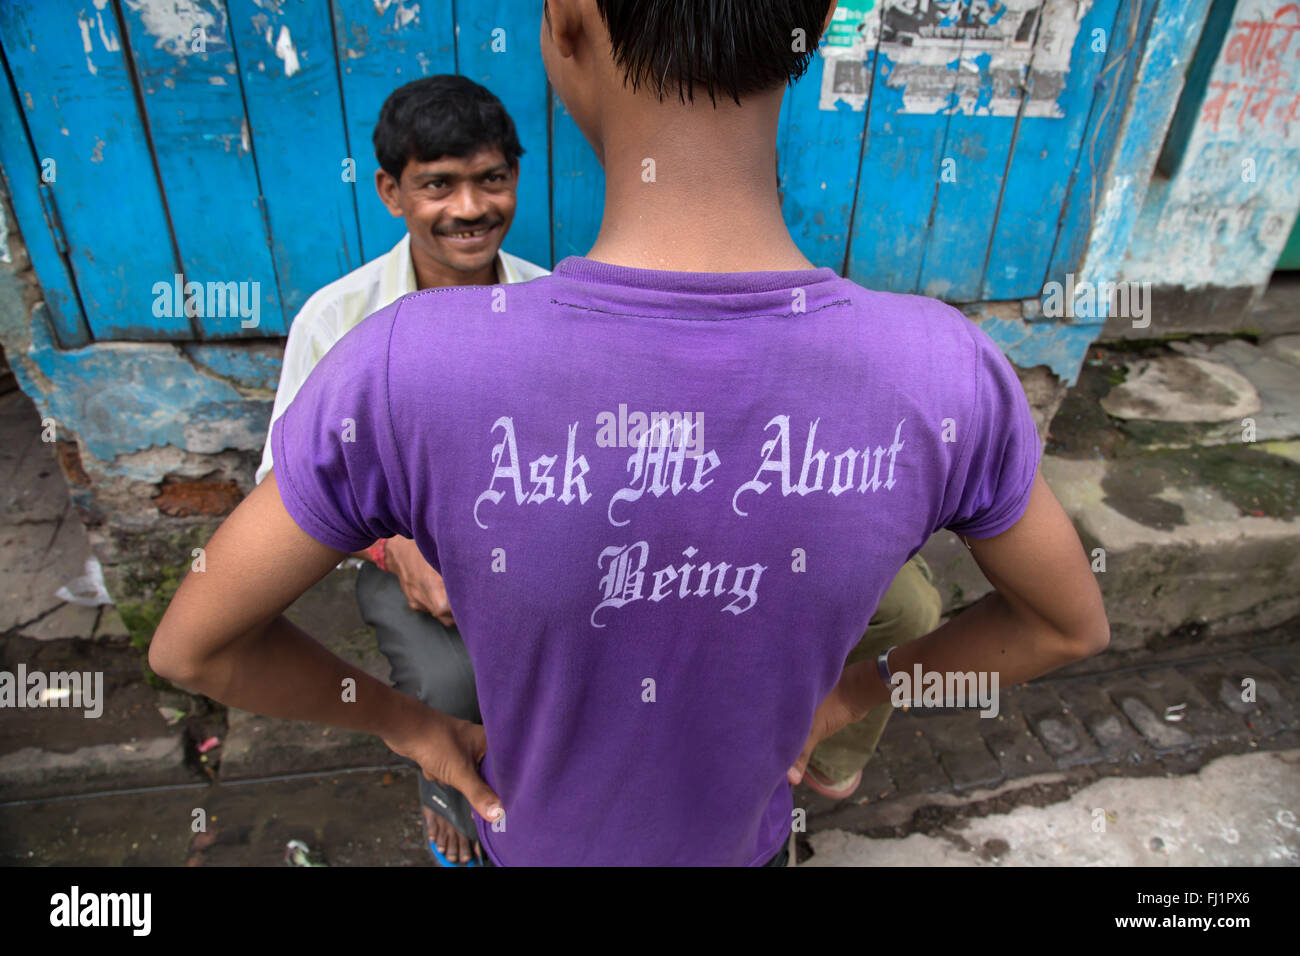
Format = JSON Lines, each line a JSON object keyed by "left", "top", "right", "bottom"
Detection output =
{"left": 1123, "top": 0, "right": 1300, "bottom": 292}
{"left": 0, "top": 1, "right": 182, "bottom": 338}
{"left": 1079, "top": 0, "right": 1215, "bottom": 289}
{"left": 182, "top": 342, "right": 282, "bottom": 391}
{"left": 974, "top": 314, "right": 1104, "bottom": 387}
{"left": 22, "top": 304, "right": 270, "bottom": 467}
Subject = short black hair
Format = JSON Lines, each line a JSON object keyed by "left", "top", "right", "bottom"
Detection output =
{"left": 372, "top": 75, "right": 524, "bottom": 180}
{"left": 549, "top": 1, "right": 834, "bottom": 107}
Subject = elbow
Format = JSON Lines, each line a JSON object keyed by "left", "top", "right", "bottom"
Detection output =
{"left": 146, "top": 634, "right": 177, "bottom": 683}
{"left": 1070, "top": 617, "right": 1111, "bottom": 660}
{"left": 147, "top": 630, "right": 199, "bottom": 688}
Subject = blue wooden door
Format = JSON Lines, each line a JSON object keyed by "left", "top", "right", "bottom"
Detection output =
{"left": 779, "top": 0, "right": 1126, "bottom": 302}
{"left": 0, "top": 0, "right": 1136, "bottom": 346}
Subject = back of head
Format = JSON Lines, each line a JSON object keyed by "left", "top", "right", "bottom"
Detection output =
{"left": 581, "top": 0, "right": 835, "bottom": 106}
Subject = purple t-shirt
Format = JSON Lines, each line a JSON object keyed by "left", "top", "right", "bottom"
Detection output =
{"left": 271, "top": 256, "right": 1041, "bottom": 866}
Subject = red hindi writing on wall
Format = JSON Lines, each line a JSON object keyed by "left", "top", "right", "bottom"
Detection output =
{"left": 1202, "top": 3, "right": 1300, "bottom": 135}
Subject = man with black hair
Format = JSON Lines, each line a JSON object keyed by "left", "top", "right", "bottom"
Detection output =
{"left": 156, "top": 0, "right": 1109, "bottom": 867}
{"left": 254, "top": 74, "right": 547, "bottom": 866}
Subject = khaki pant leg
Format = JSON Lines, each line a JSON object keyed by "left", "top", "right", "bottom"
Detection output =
{"left": 807, "top": 554, "right": 942, "bottom": 783}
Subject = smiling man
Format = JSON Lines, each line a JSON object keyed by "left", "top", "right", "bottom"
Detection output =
{"left": 253, "top": 75, "right": 548, "bottom": 866}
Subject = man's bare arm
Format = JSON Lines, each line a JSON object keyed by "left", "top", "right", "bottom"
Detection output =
{"left": 791, "top": 469, "right": 1108, "bottom": 780}
{"left": 148, "top": 470, "right": 501, "bottom": 819}
{"left": 842, "top": 469, "right": 1109, "bottom": 714}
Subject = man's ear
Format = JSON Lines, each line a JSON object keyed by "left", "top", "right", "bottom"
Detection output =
{"left": 546, "top": 0, "right": 583, "bottom": 58}
{"left": 375, "top": 167, "right": 404, "bottom": 218}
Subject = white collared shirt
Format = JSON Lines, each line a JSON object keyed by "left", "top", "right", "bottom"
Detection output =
{"left": 255, "top": 234, "right": 550, "bottom": 485}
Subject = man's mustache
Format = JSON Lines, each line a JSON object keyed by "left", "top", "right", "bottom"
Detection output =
{"left": 437, "top": 220, "right": 502, "bottom": 235}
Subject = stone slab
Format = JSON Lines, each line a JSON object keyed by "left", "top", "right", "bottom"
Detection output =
{"left": 1051, "top": 680, "right": 1154, "bottom": 767}
{"left": 0, "top": 735, "right": 192, "bottom": 801}
{"left": 1043, "top": 455, "right": 1300, "bottom": 658}
{"left": 18, "top": 601, "right": 101, "bottom": 642}
{"left": 0, "top": 520, "right": 61, "bottom": 632}
{"left": 976, "top": 689, "right": 1055, "bottom": 779}
{"left": 1016, "top": 684, "right": 1104, "bottom": 769}
{"left": 804, "top": 749, "right": 1300, "bottom": 866}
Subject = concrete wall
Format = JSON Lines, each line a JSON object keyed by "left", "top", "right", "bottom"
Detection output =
{"left": 1109, "top": 0, "right": 1300, "bottom": 337}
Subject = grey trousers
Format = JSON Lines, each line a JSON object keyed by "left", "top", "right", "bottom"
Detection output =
{"left": 355, "top": 560, "right": 481, "bottom": 840}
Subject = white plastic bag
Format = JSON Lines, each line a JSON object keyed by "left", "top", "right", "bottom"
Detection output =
{"left": 55, "top": 557, "right": 113, "bottom": 607}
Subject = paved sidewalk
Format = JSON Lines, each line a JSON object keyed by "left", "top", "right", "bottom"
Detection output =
{"left": 792, "top": 625, "right": 1299, "bottom": 854}
{"left": 804, "top": 748, "right": 1299, "bottom": 866}
{"left": 2, "top": 628, "right": 1294, "bottom": 864}
{"left": 0, "top": 385, "right": 129, "bottom": 643}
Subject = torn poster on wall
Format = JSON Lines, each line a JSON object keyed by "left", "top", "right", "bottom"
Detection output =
{"left": 818, "top": 0, "right": 1092, "bottom": 117}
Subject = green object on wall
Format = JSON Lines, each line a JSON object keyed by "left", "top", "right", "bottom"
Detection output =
{"left": 1279, "top": 214, "right": 1300, "bottom": 271}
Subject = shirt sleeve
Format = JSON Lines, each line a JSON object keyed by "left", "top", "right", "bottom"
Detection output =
{"left": 255, "top": 302, "right": 324, "bottom": 486}
{"left": 269, "top": 300, "right": 410, "bottom": 552}
{"left": 941, "top": 316, "right": 1043, "bottom": 540}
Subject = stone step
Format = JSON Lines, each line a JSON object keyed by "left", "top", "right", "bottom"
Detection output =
{"left": 1042, "top": 451, "right": 1299, "bottom": 661}
{"left": 919, "top": 331, "right": 1300, "bottom": 667}
{"left": 0, "top": 568, "right": 396, "bottom": 801}
{"left": 0, "top": 631, "right": 196, "bottom": 801}
{"left": 0, "top": 737, "right": 191, "bottom": 802}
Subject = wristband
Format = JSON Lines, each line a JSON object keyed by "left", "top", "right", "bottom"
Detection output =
{"left": 876, "top": 645, "right": 898, "bottom": 687}
{"left": 367, "top": 538, "right": 389, "bottom": 573}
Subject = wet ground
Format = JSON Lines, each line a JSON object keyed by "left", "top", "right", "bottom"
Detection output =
{"left": 1049, "top": 337, "right": 1299, "bottom": 527}
{"left": 3, "top": 627, "right": 1296, "bottom": 867}
{"left": 0, "top": 766, "right": 434, "bottom": 867}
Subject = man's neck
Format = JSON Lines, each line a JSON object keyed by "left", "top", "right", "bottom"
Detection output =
{"left": 584, "top": 88, "right": 816, "bottom": 274}
{"left": 411, "top": 250, "right": 498, "bottom": 291}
